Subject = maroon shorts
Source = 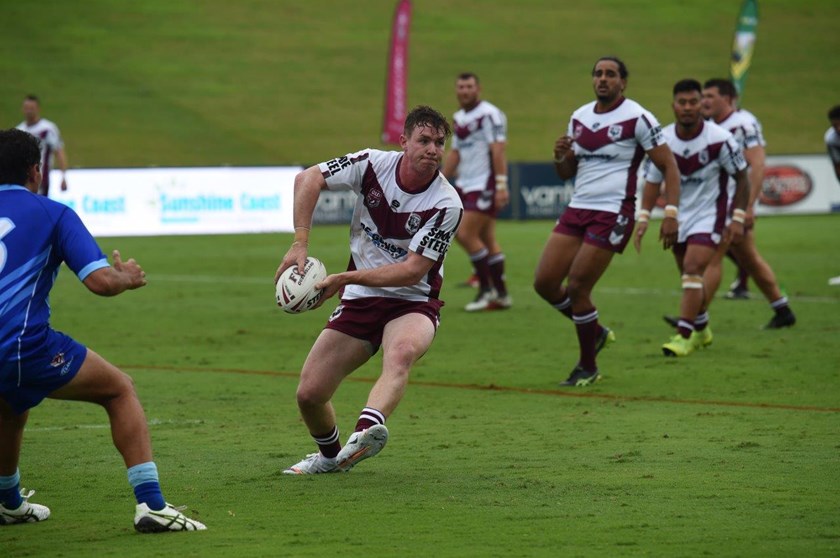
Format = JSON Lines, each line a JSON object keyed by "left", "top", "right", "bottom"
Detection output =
{"left": 553, "top": 206, "right": 634, "bottom": 254}
{"left": 673, "top": 233, "right": 720, "bottom": 258}
{"left": 457, "top": 187, "right": 496, "bottom": 216}
{"left": 325, "top": 297, "right": 443, "bottom": 353}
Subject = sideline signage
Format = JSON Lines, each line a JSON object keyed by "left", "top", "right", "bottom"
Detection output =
{"left": 49, "top": 166, "right": 301, "bottom": 237}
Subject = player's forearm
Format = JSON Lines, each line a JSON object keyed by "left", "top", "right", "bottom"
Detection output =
{"left": 83, "top": 267, "right": 134, "bottom": 296}
{"left": 56, "top": 148, "right": 68, "bottom": 172}
{"left": 292, "top": 167, "right": 326, "bottom": 242}
{"left": 441, "top": 151, "right": 459, "bottom": 179}
{"left": 732, "top": 170, "right": 750, "bottom": 212}
{"left": 639, "top": 182, "right": 660, "bottom": 213}
{"left": 337, "top": 259, "right": 432, "bottom": 289}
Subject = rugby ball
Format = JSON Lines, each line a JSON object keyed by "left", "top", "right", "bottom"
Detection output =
{"left": 275, "top": 257, "right": 328, "bottom": 314}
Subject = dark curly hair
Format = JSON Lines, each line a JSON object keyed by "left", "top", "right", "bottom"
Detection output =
{"left": 0, "top": 128, "right": 41, "bottom": 186}
{"left": 403, "top": 105, "right": 451, "bottom": 139}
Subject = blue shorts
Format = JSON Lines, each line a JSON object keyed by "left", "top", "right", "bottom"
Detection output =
{"left": 0, "top": 329, "right": 87, "bottom": 415}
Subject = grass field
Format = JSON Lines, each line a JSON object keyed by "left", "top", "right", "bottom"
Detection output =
{"left": 2, "top": 0, "right": 839, "bottom": 166}
{"left": 2, "top": 215, "right": 838, "bottom": 556}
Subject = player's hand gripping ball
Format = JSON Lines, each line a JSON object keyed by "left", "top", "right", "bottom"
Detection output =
{"left": 275, "top": 257, "right": 327, "bottom": 314}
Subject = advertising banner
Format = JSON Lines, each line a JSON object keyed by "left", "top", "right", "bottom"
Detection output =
{"left": 49, "top": 166, "right": 300, "bottom": 237}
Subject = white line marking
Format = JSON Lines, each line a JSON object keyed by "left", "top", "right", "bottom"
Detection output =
{"left": 149, "top": 274, "right": 838, "bottom": 303}
{"left": 26, "top": 418, "right": 206, "bottom": 433}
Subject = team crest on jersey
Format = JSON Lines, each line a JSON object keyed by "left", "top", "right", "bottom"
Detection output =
{"left": 366, "top": 188, "right": 383, "bottom": 208}
{"left": 405, "top": 212, "right": 422, "bottom": 235}
{"left": 608, "top": 124, "right": 623, "bottom": 141}
{"left": 698, "top": 149, "right": 709, "bottom": 165}
{"left": 50, "top": 352, "right": 65, "bottom": 367}
{"left": 574, "top": 124, "right": 584, "bottom": 138}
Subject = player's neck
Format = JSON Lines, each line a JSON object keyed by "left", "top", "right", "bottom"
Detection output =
{"left": 676, "top": 119, "right": 703, "bottom": 140}
{"left": 714, "top": 108, "right": 735, "bottom": 124}
{"left": 595, "top": 95, "right": 623, "bottom": 113}
{"left": 461, "top": 99, "right": 480, "bottom": 112}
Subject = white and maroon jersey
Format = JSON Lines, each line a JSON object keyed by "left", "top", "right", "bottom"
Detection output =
{"left": 319, "top": 149, "right": 463, "bottom": 302}
{"left": 715, "top": 108, "right": 765, "bottom": 151}
{"left": 450, "top": 100, "right": 507, "bottom": 194}
{"left": 567, "top": 97, "right": 664, "bottom": 213}
{"left": 714, "top": 108, "right": 765, "bottom": 202}
{"left": 825, "top": 127, "right": 840, "bottom": 165}
{"left": 16, "top": 118, "right": 63, "bottom": 172}
{"left": 646, "top": 121, "right": 747, "bottom": 242}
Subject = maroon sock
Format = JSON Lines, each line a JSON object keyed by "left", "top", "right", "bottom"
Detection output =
{"left": 469, "top": 249, "right": 492, "bottom": 292}
{"left": 312, "top": 426, "right": 341, "bottom": 458}
{"left": 354, "top": 407, "right": 385, "bottom": 433}
{"left": 553, "top": 296, "right": 573, "bottom": 319}
{"left": 487, "top": 253, "right": 507, "bottom": 297}
{"left": 573, "top": 310, "right": 600, "bottom": 371}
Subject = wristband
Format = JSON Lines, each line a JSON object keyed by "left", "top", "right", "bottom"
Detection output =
{"left": 495, "top": 175, "right": 508, "bottom": 192}
{"left": 732, "top": 209, "right": 746, "bottom": 224}
{"left": 553, "top": 156, "right": 566, "bottom": 164}
{"left": 294, "top": 225, "right": 311, "bottom": 231}
{"left": 664, "top": 204, "right": 678, "bottom": 219}
{"left": 291, "top": 240, "right": 308, "bottom": 248}
{"left": 637, "top": 209, "right": 651, "bottom": 223}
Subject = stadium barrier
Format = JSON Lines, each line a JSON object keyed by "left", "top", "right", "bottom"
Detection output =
{"left": 48, "top": 155, "right": 838, "bottom": 236}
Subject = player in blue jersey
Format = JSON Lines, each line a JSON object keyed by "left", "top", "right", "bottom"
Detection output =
{"left": 0, "top": 129, "right": 205, "bottom": 532}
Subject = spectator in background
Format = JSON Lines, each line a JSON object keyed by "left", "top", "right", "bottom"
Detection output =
{"left": 442, "top": 73, "right": 512, "bottom": 311}
{"left": 16, "top": 94, "right": 68, "bottom": 196}
{"left": 637, "top": 79, "right": 749, "bottom": 357}
{"left": 826, "top": 105, "right": 840, "bottom": 183}
{"left": 0, "top": 129, "right": 205, "bottom": 532}
{"left": 533, "top": 56, "right": 681, "bottom": 386}
{"left": 277, "top": 106, "right": 463, "bottom": 474}
{"left": 685, "top": 78, "right": 795, "bottom": 329}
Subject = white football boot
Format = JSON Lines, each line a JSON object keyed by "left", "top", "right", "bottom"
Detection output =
{"left": 464, "top": 289, "right": 497, "bottom": 312}
{"left": 134, "top": 503, "right": 207, "bottom": 533}
{"left": 335, "top": 425, "right": 389, "bottom": 472}
{"left": 283, "top": 453, "right": 339, "bottom": 475}
{"left": 0, "top": 489, "right": 50, "bottom": 525}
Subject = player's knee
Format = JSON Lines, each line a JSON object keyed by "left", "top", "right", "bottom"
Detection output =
{"left": 566, "top": 277, "right": 591, "bottom": 302}
{"left": 533, "top": 274, "right": 556, "bottom": 300}
{"left": 295, "top": 384, "right": 329, "bottom": 409}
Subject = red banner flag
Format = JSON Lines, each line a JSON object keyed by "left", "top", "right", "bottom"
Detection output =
{"left": 381, "top": 0, "right": 411, "bottom": 145}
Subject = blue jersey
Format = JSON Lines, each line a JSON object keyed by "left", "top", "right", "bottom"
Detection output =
{"left": 0, "top": 184, "right": 108, "bottom": 363}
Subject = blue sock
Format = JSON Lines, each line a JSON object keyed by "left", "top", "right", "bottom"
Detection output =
{"left": 0, "top": 469, "right": 23, "bottom": 509}
{"left": 127, "top": 462, "right": 166, "bottom": 511}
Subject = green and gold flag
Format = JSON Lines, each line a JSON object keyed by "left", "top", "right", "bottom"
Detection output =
{"left": 730, "top": 0, "right": 759, "bottom": 100}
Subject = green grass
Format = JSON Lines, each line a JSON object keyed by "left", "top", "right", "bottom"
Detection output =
{"left": 2, "top": 0, "right": 838, "bottom": 166}
{"left": 3, "top": 215, "right": 838, "bottom": 556}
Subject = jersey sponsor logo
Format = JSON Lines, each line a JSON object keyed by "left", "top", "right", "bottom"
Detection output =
{"left": 391, "top": 199, "right": 401, "bottom": 209}
{"left": 325, "top": 152, "right": 370, "bottom": 177}
{"left": 759, "top": 166, "right": 813, "bottom": 206}
{"left": 405, "top": 212, "right": 422, "bottom": 235}
{"left": 361, "top": 223, "right": 408, "bottom": 259}
{"left": 417, "top": 226, "right": 453, "bottom": 254}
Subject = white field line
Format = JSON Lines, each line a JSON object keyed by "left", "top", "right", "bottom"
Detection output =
{"left": 26, "top": 418, "right": 206, "bottom": 433}
{"left": 150, "top": 274, "right": 840, "bottom": 304}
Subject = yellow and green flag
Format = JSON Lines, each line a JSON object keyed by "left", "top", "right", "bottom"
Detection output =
{"left": 730, "top": 0, "right": 759, "bottom": 99}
